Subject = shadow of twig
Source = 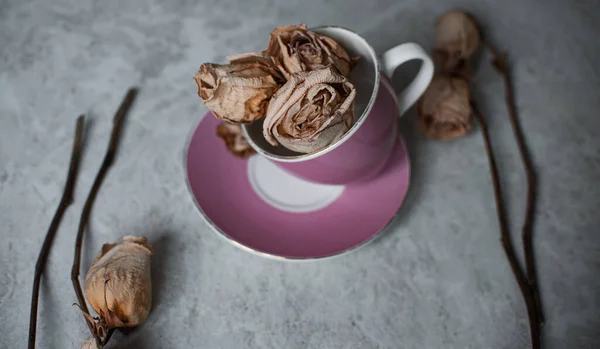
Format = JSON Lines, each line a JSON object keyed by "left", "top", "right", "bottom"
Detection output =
{"left": 39, "top": 275, "right": 61, "bottom": 349}
{"left": 149, "top": 232, "right": 178, "bottom": 310}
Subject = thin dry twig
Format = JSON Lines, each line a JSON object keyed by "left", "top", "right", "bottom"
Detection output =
{"left": 471, "top": 102, "right": 541, "bottom": 349}
{"left": 71, "top": 88, "right": 138, "bottom": 347}
{"left": 484, "top": 40, "right": 543, "bottom": 326}
{"left": 28, "top": 116, "right": 85, "bottom": 349}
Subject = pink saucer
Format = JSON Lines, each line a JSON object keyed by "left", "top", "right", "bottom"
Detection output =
{"left": 185, "top": 113, "right": 410, "bottom": 260}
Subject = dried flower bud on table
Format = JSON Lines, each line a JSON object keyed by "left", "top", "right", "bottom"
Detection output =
{"left": 417, "top": 74, "right": 473, "bottom": 140}
{"left": 84, "top": 235, "right": 153, "bottom": 329}
{"left": 216, "top": 122, "right": 256, "bottom": 158}
{"left": 194, "top": 53, "right": 283, "bottom": 124}
{"left": 434, "top": 11, "right": 480, "bottom": 73}
{"left": 263, "top": 66, "right": 356, "bottom": 153}
{"left": 264, "top": 24, "right": 353, "bottom": 78}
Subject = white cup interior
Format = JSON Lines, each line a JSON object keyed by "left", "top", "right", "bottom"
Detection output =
{"left": 242, "top": 26, "right": 381, "bottom": 161}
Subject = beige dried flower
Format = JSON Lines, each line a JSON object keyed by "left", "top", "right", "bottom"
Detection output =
{"left": 84, "top": 235, "right": 153, "bottom": 329}
{"left": 216, "top": 122, "right": 256, "bottom": 158}
{"left": 263, "top": 66, "right": 356, "bottom": 154}
{"left": 264, "top": 24, "right": 353, "bottom": 78}
{"left": 434, "top": 11, "right": 480, "bottom": 72}
{"left": 417, "top": 74, "right": 473, "bottom": 140}
{"left": 194, "top": 53, "right": 284, "bottom": 124}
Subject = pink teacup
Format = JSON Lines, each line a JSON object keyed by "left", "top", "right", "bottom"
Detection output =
{"left": 242, "top": 26, "right": 434, "bottom": 185}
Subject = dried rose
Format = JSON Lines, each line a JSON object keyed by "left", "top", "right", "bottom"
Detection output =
{"left": 263, "top": 66, "right": 356, "bottom": 154}
{"left": 216, "top": 122, "right": 256, "bottom": 158}
{"left": 434, "top": 11, "right": 480, "bottom": 72}
{"left": 84, "top": 235, "right": 153, "bottom": 329}
{"left": 194, "top": 53, "right": 283, "bottom": 124}
{"left": 417, "top": 74, "right": 473, "bottom": 140}
{"left": 264, "top": 24, "right": 353, "bottom": 78}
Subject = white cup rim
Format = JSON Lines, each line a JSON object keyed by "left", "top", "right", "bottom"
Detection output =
{"left": 241, "top": 25, "right": 383, "bottom": 163}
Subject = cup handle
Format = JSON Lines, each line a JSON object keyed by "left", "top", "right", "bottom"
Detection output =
{"left": 381, "top": 43, "right": 434, "bottom": 116}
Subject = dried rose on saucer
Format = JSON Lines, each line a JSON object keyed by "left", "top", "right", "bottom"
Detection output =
{"left": 434, "top": 11, "right": 480, "bottom": 73}
{"left": 84, "top": 235, "right": 153, "bottom": 330}
{"left": 264, "top": 24, "right": 353, "bottom": 78}
{"left": 417, "top": 74, "right": 473, "bottom": 140}
{"left": 263, "top": 66, "right": 356, "bottom": 154}
{"left": 194, "top": 53, "right": 284, "bottom": 124}
{"left": 216, "top": 122, "right": 256, "bottom": 158}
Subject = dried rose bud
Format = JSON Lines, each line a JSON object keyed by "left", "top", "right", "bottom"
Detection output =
{"left": 263, "top": 66, "right": 356, "bottom": 153}
{"left": 84, "top": 235, "right": 153, "bottom": 329}
{"left": 194, "top": 53, "right": 283, "bottom": 124}
{"left": 434, "top": 11, "right": 480, "bottom": 72}
{"left": 216, "top": 122, "right": 256, "bottom": 158}
{"left": 417, "top": 74, "right": 473, "bottom": 140}
{"left": 263, "top": 24, "right": 353, "bottom": 78}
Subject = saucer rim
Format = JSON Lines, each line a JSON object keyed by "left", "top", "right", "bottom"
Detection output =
{"left": 182, "top": 112, "right": 412, "bottom": 262}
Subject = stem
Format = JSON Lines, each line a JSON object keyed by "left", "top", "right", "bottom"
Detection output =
{"left": 70, "top": 88, "right": 138, "bottom": 347}
{"left": 484, "top": 39, "right": 544, "bottom": 325}
{"left": 471, "top": 102, "right": 541, "bottom": 349}
{"left": 28, "top": 116, "right": 85, "bottom": 349}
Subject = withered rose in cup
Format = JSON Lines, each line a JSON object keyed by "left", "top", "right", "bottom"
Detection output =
{"left": 263, "top": 24, "right": 353, "bottom": 78}
{"left": 194, "top": 24, "right": 359, "bottom": 156}
{"left": 194, "top": 53, "right": 284, "bottom": 124}
{"left": 263, "top": 66, "right": 356, "bottom": 153}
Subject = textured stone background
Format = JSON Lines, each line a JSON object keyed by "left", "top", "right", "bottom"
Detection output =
{"left": 1, "top": 0, "right": 599, "bottom": 348}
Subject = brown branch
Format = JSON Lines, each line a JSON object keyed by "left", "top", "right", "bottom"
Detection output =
{"left": 28, "top": 116, "right": 85, "bottom": 349}
{"left": 70, "top": 88, "right": 138, "bottom": 347}
{"left": 485, "top": 39, "right": 544, "bottom": 325}
{"left": 471, "top": 102, "right": 541, "bottom": 349}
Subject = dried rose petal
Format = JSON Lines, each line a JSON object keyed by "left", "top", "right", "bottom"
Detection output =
{"left": 417, "top": 74, "right": 473, "bottom": 140}
{"left": 263, "top": 66, "right": 356, "bottom": 153}
{"left": 194, "top": 53, "right": 283, "bottom": 124}
{"left": 84, "top": 235, "right": 153, "bottom": 329}
{"left": 216, "top": 122, "right": 256, "bottom": 158}
{"left": 81, "top": 337, "right": 99, "bottom": 349}
{"left": 435, "top": 11, "right": 480, "bottom": 72}
{"left": 264, "top": 24, "right": 353, "bottom": 78}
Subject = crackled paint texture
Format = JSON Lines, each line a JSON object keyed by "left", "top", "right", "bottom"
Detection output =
{"left": 1, "top": 0, "right": 599, "bottom": 348}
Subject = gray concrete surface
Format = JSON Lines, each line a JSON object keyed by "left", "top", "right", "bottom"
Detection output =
{"left": 1, "top": 0, "right": 599, "bottom": 348}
